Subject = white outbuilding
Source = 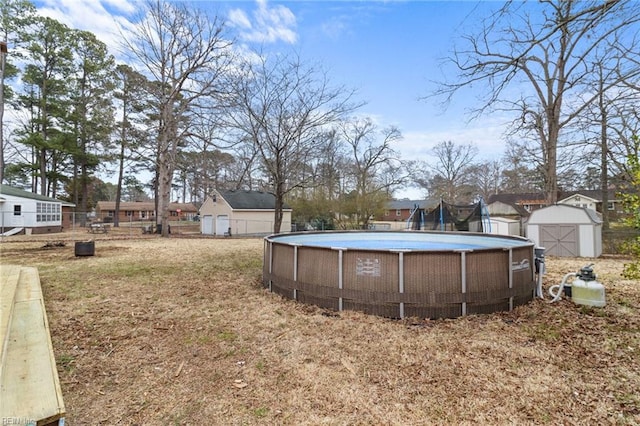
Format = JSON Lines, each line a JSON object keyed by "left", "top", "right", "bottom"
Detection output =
{"left": 0, "top": 185, "right": 74, "bottom": 235}
{"left": 199, "top": 189, "right": 292, "bottom": 236}
{"left": 526, "top": 204, "right": 602, "bottom": 258}
{"left": 487, "top": 216, "right": 521, "bottom": 237}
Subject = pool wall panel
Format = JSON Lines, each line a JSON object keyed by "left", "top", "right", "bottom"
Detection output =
{"left": 296, "top": 247, "right": 340, "bottom": 311}
{"left": 342, "top": 250, "right": 400, "bottom": 317}
{"left": 403, "top": 251, "right": 462, "bottom": 318}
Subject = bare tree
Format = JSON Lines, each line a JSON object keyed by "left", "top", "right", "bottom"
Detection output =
{"left": 226, "top": 52, "right": 359, "bottom": 233}
{"left": 468, "top": 160, "right": 502, "bottom": 201}
{"left": 122, "top": 0, "right": 232, "bottom": 236}
{"left": 433, "top": 1, "right": 640, "bottom": 204}
{"left": 337, "top": 117, "right": 409, "bottom": 229}
{"left": 608, "top": 103, "right": 640, "bottom": 180}
{"left": 499, "top": 141, "right": 545, "bottom": 194}
{"left": 423, "top": 140, "right": 478, "bottom": 203}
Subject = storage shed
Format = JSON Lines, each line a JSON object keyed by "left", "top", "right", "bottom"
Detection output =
{"left": 199, "top": 189, "right": 291, "bottom": 236}
{"left": 526, "top": 205, "right": 602, "bottom": 258}
{"left": 488, "top": 217, "right": 521, "bottom": 237}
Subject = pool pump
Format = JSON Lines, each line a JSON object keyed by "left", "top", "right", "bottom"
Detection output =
{"left": 571, "top": 264, "right": 606, "bottom": 307}
{"left": 548, "top": 264, "right": 606, "bottom": 307}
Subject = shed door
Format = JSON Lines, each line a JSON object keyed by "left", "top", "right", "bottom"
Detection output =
{"left": 216, "top": 215, "right": 229, "bottom": 236}
{"left": 202, "top": 215, "right": 213, "bottom": 235}
{"left": 540, "top": 225, "right": 578, "bottom": 257}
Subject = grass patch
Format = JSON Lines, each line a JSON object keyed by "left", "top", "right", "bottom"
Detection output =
{"left": 217, "top": 330, "right": 236, "bottom": 341}
{"left": 2, "top": 236, "right": 639, "bottom": 425}
{"left": 253, "top": 407, "right": 269, "bottom": 418}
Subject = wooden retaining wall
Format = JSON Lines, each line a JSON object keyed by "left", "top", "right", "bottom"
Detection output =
{"left": 1, "top": 265, "right": 65, "bottom": 426}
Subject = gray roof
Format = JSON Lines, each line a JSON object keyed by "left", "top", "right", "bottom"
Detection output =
{"left": 489, "top": 189, "right": 621, "bottom": 204}
{"left": 220, "top": 190, "right": 291, "bottom": 210}
{"left": 387, "top": 199, "right": 436, "bottom": 210}
{"left": 0, "top": 184, "right": 74, "bottom": 206}
{"left": 583, "top": 206, "right": 603, "bottom": 223}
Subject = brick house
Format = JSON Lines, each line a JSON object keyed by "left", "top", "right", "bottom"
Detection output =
{"left": 95, "top": 201, "right": 198, "bottom": 223}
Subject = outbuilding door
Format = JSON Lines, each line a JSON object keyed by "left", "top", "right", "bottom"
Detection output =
{"left": 540, "top": 225, "right": 578, "bottom": 257}
{"left": 202, "top": 215, "right": 213, "bottom": 235}
{"left": 216, "top": 215, "right": 229, "bottom": 236}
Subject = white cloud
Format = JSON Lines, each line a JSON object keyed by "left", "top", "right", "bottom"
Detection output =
{"left": 103, "top": 0, "right": 136, "bottom": 14}
{"left": 229, "top": 0, "right": 297, "bottom": 44}
{"left": 37, "top": 0, "right": 137, "bottom": 60}
{"left": 321, "top": 16, "right": 348, "bottom": 40}
{"left": 228, "top": 8, "right": 252, "bottom": 30}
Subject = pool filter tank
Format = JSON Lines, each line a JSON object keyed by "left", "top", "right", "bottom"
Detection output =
{"left": 570, "top": 264, "right": 606, "bottom": 307}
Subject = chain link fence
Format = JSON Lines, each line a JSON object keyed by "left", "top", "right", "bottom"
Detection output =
{"left": 0, "top": 210, "right": 200, "bottom": 237}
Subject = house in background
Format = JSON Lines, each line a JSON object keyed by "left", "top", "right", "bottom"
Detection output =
{"left": 488, "top": 189, "right": 623, "bottom": 218}
{"left": 0, "top": 185, "right": 75, "bottom": 235}
{"left": 95, "top": 201, "right": 198, "bottom": 223}
{"left": 199, "top": 189, "right": 291, "bottom": 236}
{"left": 558, "top": 190, "right": 624, "bottom": 219}
{"left": 369, "top": 199, "right": 435, "bottom": 230}
{"left": 379, "top": 199, "right": 435, "bottom": 222}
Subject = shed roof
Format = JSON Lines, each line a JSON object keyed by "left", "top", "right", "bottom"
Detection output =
{"left": 487, "top": 200, "right": 530, "bottom": 217}
{"left": 528, "top": 204, "right": 602, "bottom": 224}
{"left": 0, "top": 184, "right": 74, "bottom": 206}
{"left": 220, "top": 190, "right": 291, "bottom": 210}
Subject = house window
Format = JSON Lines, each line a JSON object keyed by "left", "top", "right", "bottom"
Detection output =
{"left": 13, "top": 205, "right": 21, "bottom": 216}
{"left": 35, "top": 202, "right": 60, "bottom": 222}
{"left": 384, "top": 210, "right": 389, "bottom": 217}
{"left": 607, "top": 202, "right": 614, "bottom": 211}
{"left": 396, "top": 209, "right": 401, "bottom": 216}
{"left": 125, "top": 210, "right": 133, "bottom": 217}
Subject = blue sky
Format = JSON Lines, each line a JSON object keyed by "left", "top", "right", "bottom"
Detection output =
{"left": 36, "top": 0, "right": 508, "bottom": 198}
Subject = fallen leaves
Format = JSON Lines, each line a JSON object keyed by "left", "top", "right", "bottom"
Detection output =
{"left": 2, "top": 236, "right": 639, "bottom": 425}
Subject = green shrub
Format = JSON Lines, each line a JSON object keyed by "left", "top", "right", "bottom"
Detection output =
{"left": 619, "top": 135, "right": 640, "bottom": 279}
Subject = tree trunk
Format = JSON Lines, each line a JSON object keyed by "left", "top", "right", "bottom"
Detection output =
{"left": 273, "top": 179, "right": 284, "bottom": 233}
{"left": 601, "top": 117, "right": 609, "bottom": 230}
{"left": 157, "top": 133, "right": 172, "bottom": 237}
{"left": 158, "top": 160, "right": 172, "bottom": 237}
{"left": 157, "top": 101, "right": 176, "bottom": 238}
{"left": 115, "top": 137, "right": 125, "bottom": 228}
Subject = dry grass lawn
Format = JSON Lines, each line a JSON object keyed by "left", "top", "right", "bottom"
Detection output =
{"left": 1, "top": 229, "right": 639, "bottom": 425}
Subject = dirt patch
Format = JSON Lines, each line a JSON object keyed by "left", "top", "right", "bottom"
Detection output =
{"left": 2, "top": 234, "right": 639, "bottom": 425}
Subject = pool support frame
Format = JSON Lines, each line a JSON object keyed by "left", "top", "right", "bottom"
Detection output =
{"left": 263, "top": 231, "right": 537, "bottom": 319}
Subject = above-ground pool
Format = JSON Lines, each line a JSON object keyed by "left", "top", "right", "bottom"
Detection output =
{"left": 263, "top": 231, "right": 536, "bottom": 319}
